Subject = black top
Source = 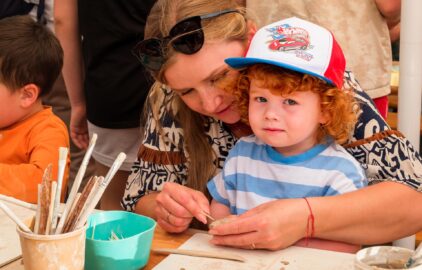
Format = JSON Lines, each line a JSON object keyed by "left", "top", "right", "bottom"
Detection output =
{"left": 78, "top": 0, "right": 155, "bottom": 128}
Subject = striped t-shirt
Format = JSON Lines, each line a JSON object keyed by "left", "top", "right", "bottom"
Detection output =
{"left": 207, "top": 136, "right": 367, "bottom": 215}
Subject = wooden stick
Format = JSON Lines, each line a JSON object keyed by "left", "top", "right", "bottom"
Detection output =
{"left": 110, "top": 230, "right": 120, "bottom": 240}
{"left": 70, "top": 176, "right": 102, "bottom": 232}
{"left": 56, "top": 134, "right": 97, "bottom": 234}
{"left": 90, "top": 220, "right": 96, "bottom": 239}
{"left": 63, "top": 176, "right": 97, "bottom": 233}
{"left": 61, "top": 193, "right": 81, "bottom": 234}
{"left": 0, "top": 202, "right": 32, "bottom": 233}
{"left": 80, "top": 176, "right": 101, "bottom": 214}
{"left": 52, "top": 147, "right": 68, "bottom": 230}
{"left": 68, "top": 193, "right": 82, "bottom": 220}
{"left": 34, "top": 184, "right": 42, "bottom": 234}
{"left": 62, "top": 177, "right": 96, "bottom": 233}
{"left": 38, "top": 164, "right": 53, "bottom": 235}
{"left": 46, "top": 181, "right": 57, "bottom": 234}
{"left": 202, "top": 211, "right": 215, "bottom": 222}
{"left": 152, "top": 248, "right": 246, "bottom": 262}
{"left": 75, "top": 153, "right": 126, "bottom": 229}
{"left": 0, "top": 194, "right": 37, "bottom": 211}
{"left": 70, "top": 176, "right": 100, "bottom": 232}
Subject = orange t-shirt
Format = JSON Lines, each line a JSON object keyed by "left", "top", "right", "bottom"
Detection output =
{"left": 0, "top": 107, "right": 70, "bottom": 203}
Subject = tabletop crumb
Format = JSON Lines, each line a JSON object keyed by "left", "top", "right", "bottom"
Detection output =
{"left": 281, "top": 260, "right": 290, "bottom": 265}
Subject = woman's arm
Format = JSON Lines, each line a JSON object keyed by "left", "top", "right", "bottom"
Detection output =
{"left": 312, "top": 181, "right": 422, "bottom": 243}
{"left": 134, "top": 192, "right": 158, "bottom": 218}
{"left": 54, "top": 0, "right": 88, "bottom": 149}
{"left": 209, "top": 182, "right": 422, "bottom": 249}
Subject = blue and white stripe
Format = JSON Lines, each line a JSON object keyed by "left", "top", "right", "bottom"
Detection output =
{"left": 207, "top": 136, "right": 367, "bottom": 214}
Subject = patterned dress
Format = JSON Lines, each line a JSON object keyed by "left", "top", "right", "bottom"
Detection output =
{"left": 122, "top": 71, "right": 422, "bottom": 211}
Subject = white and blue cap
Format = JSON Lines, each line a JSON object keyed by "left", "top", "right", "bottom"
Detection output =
{"left": 225, "top": 17, "right": 346, "bottom": 89}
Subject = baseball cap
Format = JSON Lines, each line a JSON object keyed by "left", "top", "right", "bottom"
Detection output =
{"left": 225, "top": 17, "right": 346, "bottom": 89}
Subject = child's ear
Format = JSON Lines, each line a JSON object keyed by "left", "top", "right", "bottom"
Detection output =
{"left": 319, "top": 110, "right": 330, "bottom": 125}
{"left": 19, "top": 84, "right": 40, "bottom": 108}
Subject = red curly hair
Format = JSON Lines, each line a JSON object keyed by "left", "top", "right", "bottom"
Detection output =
{"left": 228, "top": 64, "right": 358, "bottom": 145}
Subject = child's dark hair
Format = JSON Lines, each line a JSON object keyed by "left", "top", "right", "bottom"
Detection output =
{"left": 0, "top": 15, "right": 63, "bottom": 96}
{"left": 230, "top": 64, "right": 358, "bottom": 145}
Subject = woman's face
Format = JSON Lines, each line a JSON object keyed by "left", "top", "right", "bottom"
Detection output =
{"left": 164, "top": 40, "right": 245, "bottom": 124}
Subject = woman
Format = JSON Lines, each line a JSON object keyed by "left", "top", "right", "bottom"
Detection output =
{"left": 122, "top": 0, "right": 422, "bottom": 250}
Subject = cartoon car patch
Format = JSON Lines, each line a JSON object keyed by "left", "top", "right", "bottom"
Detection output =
{"left": 267, "top": 24, "right": 310, "bottom": 52}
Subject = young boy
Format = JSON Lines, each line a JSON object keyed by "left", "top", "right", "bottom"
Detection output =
{"left": 207, "top": 17, "right": 367, "bottom": 220}
{"left": 0, "top": 15, "right": 69, "bottom": 203}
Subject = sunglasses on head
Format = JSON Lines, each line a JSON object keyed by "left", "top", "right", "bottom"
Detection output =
{"left": 132, "top": 9, "right": 241, "bottom": 72}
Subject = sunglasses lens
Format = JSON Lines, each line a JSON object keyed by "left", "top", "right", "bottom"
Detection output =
{"left": 133, "top": 38, "right": 165, "bottom": 71}
{"left": 170, "top": 18, "right": 204, "bottom": 54}
{"left": 172, "top": 31, "right": 204, "bottom": 55}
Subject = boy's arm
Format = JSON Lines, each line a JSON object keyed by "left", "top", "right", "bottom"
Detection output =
{"left": 54, "top": 0, "right": 88, "bottom": 149}
{"left": 210, "top": 199, "right": 231, "bottom": 220}
{"left": 0, "top": 120, "right": 69, "bottom": 204}
{"left": 207, "top": 171, "right": 233, "bottom": 220}
{"left": 0, "top": 163, "right": 47, "bottom": 204}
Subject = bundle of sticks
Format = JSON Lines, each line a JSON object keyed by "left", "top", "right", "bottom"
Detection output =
{"left": 0, "top": 133, "right": 127, "bottom": 235}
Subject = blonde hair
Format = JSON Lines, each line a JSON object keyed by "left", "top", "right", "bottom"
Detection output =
{"left": 143, "top": 0, "right": 250, "bottom": 196}
{"left": 233, "top": 64, "right": 358, "bottom": 145}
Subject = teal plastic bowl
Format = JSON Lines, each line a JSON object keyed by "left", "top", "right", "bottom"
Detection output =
{"left": 85, "top": 211, "right": 156, "bottom": 270}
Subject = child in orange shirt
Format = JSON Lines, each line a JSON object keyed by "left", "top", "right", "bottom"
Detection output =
{"left": 0, "top": 15, "right": 69, "bottom": 203}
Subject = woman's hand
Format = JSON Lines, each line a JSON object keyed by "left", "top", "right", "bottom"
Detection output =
{"left": 155, "top": 182, "right": 210, "bottom": 233}
{"left": 209, "top": 198, "right": 308, "bottom": 250}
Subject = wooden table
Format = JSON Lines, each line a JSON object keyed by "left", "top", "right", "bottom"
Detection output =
{"left": 145, "top": 226, "right": 195, "bottom": 270}
{"left": 0, "top": 203, "right": 359, "bottom": 270}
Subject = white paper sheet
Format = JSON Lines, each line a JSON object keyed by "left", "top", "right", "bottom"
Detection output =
{"left": 153, "top": 233, "right": 355, "bottom": 270}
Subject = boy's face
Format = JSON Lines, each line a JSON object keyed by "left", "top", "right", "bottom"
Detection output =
{"left": 0, "top": 83, "right": 25, "bottom": 129}
{"left": 248, "top": 79, "right": 327, "bottom": 157}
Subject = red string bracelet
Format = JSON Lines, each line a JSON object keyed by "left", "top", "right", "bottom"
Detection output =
{"left": 303, "top": 197, "right": 315, "bottom": 246}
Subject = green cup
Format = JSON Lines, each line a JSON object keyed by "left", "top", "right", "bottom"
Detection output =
{"left": 85, "top": 211, "right": 156, "bottom": 270}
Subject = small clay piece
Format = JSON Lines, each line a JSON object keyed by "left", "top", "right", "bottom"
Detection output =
{"left": 209, "top": 216, "right": 235, "bottom": 229}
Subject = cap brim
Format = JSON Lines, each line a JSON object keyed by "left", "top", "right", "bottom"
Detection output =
{"left": 225, "top": 57, "right": 335, "bottom": 87}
